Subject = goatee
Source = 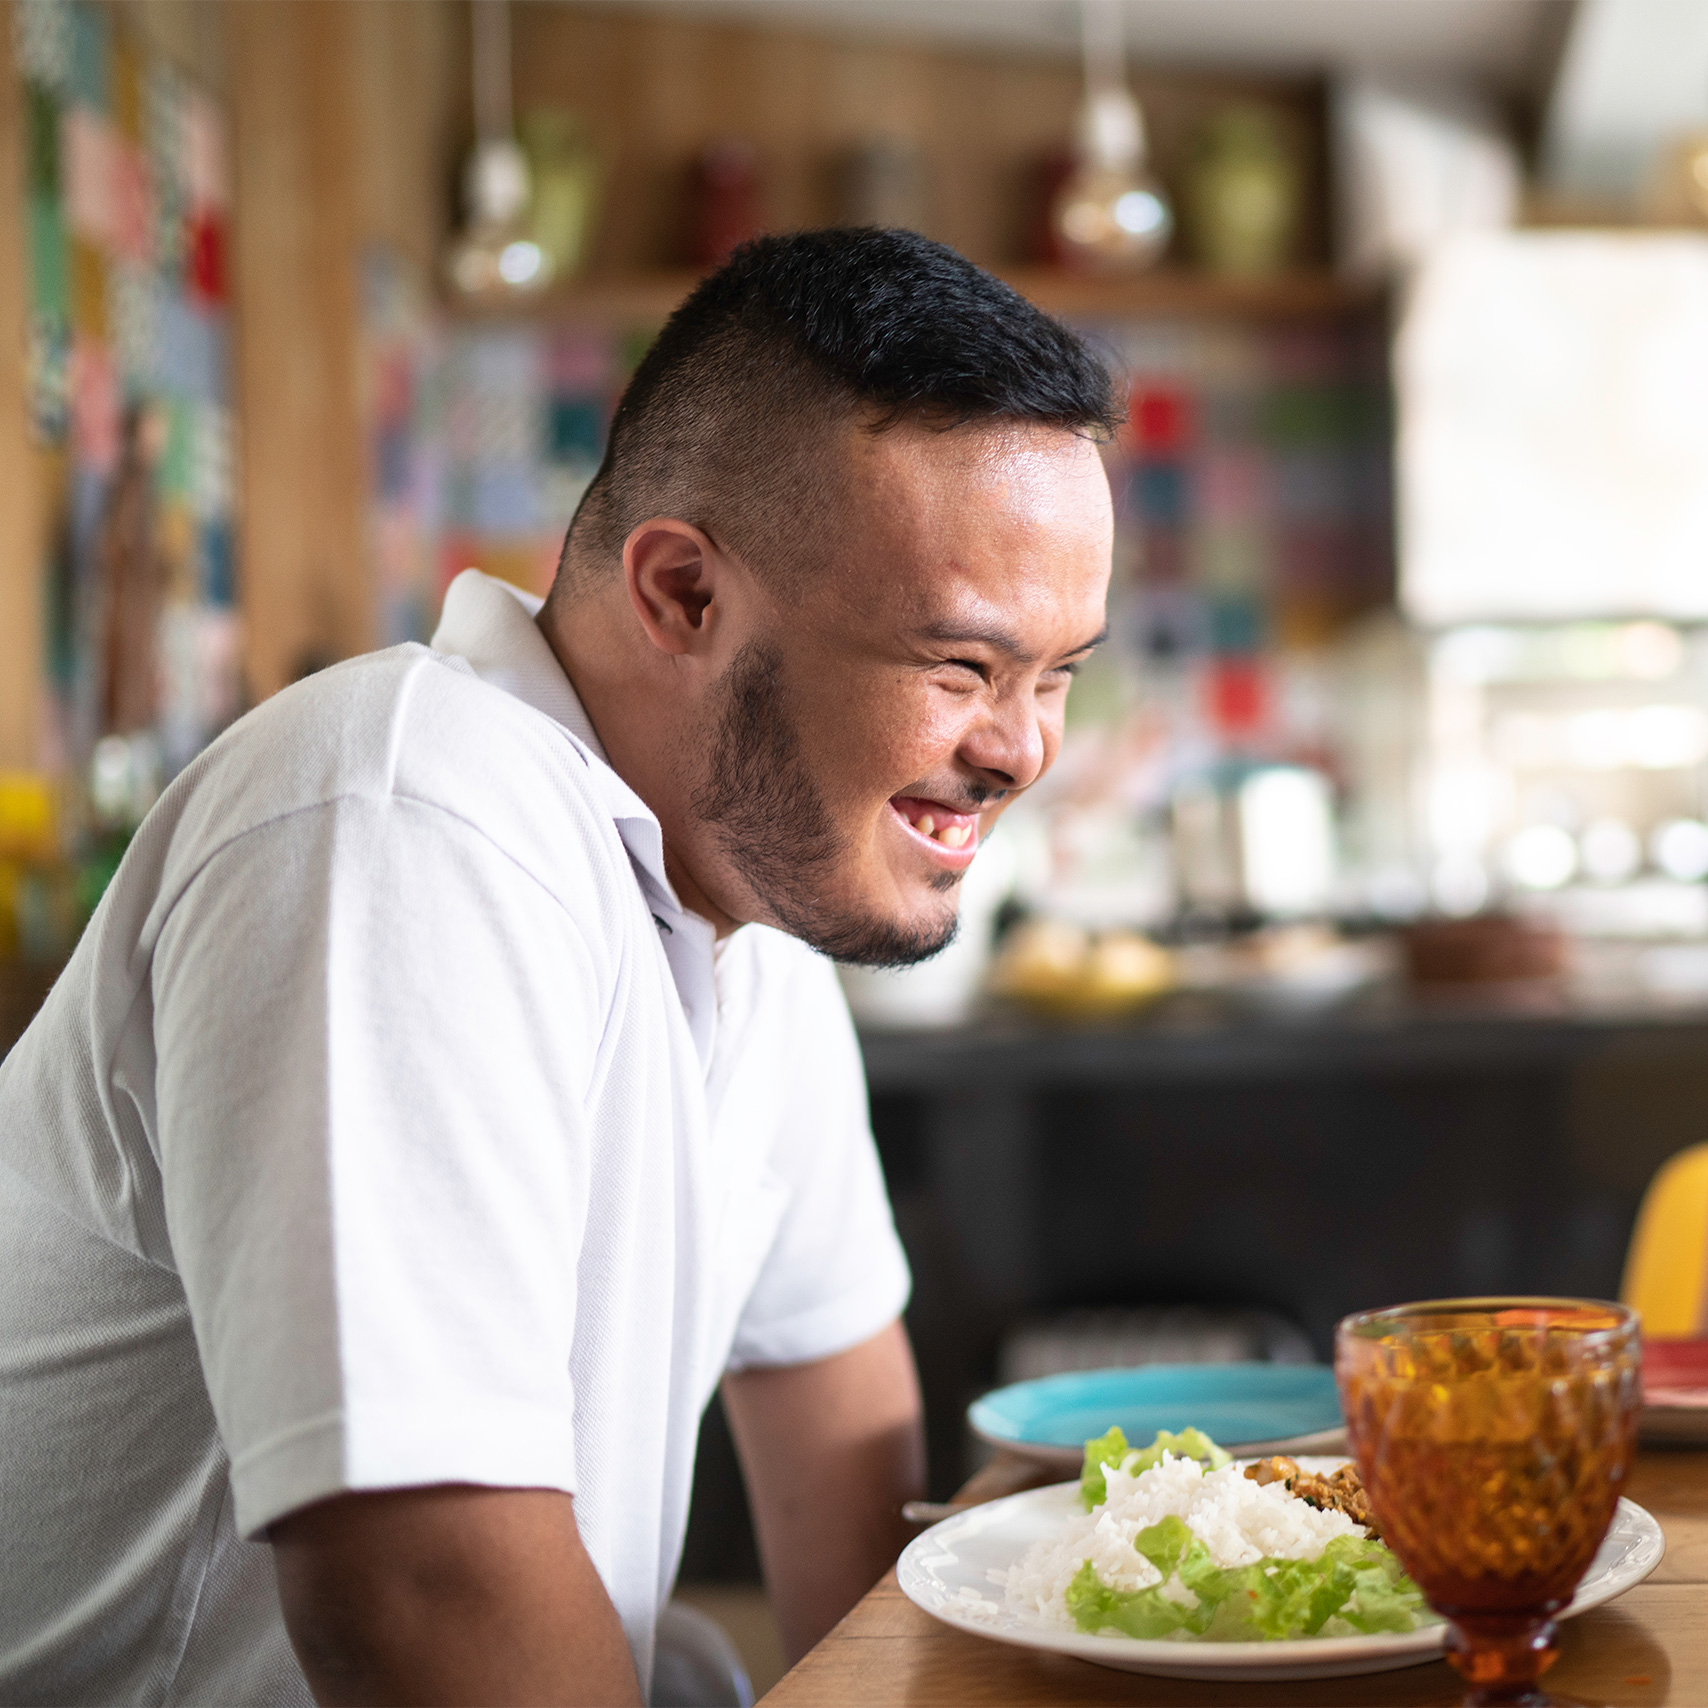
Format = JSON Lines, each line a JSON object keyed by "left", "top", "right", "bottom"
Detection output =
{"left": 694, "top": 642, "right": 959, "bottom": 968}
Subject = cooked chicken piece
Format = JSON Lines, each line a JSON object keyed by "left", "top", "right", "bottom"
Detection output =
{"left": 1243, "top": 1456, "right": 1382, "bottom": 1540}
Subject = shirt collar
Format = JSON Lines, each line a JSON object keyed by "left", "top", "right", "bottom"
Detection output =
{"left": 430, "top": 570, "right": 682, "bottom": 917}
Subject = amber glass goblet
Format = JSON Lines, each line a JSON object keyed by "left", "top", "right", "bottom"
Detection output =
{"left": 1335, "top": 1298, "right": 1640, "bottom": 1704}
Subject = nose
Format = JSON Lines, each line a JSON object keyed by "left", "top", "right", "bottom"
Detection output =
{"left": 957, "top": 690, "right": 1048, "bottom": 794}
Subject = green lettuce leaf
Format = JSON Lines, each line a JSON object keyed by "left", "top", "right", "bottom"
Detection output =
{"left": 1078, "top": 1426, "right": 1233, "bottom": 1510}
{"left": 1131, "top": 1513, "right": 1194, "bottom": 1577}
{"left": 1064, "top": 1555, "right": 1211, "bottom": 1640}
{"left": 1066, "top": 1524, "right": 1428, "bottom": 1643}
{"left": 1079, "top": 1426, "right": 1132, "bottom": 1511}
{"left": 1130, "top": 1428, "right": 1233, "bottom": 1477}
{"left": 1330, "top": 1537, "right": 1429, "bottom": 1634}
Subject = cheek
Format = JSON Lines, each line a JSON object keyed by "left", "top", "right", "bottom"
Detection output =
{"left": 824, "top": 680, "right": 967, "bottom": 801}
{"left": 909, "top": 695, "right": 975, "bottom": 758}
{"left": 889, "top": 696, "right": 982, "bottom": 800}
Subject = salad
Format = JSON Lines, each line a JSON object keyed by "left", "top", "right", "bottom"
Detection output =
{"left": 1002, "top": 1426, "right": 1431, "bottom": 1643}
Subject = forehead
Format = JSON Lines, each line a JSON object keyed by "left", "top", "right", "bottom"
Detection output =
{"left": 821, "top": 418, "right": 1113, "bottom": 633}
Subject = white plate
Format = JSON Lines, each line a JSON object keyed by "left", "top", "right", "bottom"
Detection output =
{"left": 897, "top": 1463, "right": 1666, "bottom": 1682}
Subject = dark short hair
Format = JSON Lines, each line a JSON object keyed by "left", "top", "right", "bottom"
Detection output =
{"left": 557, "top": 227, "right": 1119, "bottom": 588}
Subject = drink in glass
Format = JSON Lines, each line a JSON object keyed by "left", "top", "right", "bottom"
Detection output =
{"left": 1335, "top": 1298, "right": 1640, "bottom": 1702}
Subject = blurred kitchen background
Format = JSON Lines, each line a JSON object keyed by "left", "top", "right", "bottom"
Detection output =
{"left": 4, "top": 0, "right": 1708, "bottom": 1686}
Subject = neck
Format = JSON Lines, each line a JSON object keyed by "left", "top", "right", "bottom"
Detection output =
{"left": 662, "top": 848, "right": 744, "bottom": 939}
{"left": 534, "top": 595, "right": 745, "bottom": 940}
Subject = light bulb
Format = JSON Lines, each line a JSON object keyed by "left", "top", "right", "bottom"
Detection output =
{"left": 1113, "top": 189, "right": 1168, "bottom": 236}
{"left": 445, "top": 140, "right": 554, "bottom": 297}
{"left": 1053, "top": 163, "right": 1172, "bottom": 271}
{"left": 1505, "top": 824, "right": 1578, "bottom": 890}
{"left": 1052, "top": 79, "right": 1172, "bottom": 272}
{"left": 1654, "top": 819, "right": 1708, "bottom": 882}
{"left": 497, "top": 240, "right": 544, "bottom": 286}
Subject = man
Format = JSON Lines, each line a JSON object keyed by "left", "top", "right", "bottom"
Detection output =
{"left": 0, "top": 228, "right": 1115, "bottom": 1704}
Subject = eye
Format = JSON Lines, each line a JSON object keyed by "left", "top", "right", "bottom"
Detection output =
{"left": 940, "top": 658, "right": 988, "bottom": 682}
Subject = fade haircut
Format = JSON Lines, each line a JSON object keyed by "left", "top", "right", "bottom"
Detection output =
{"left": 554, "top": 227, "right": 1120, "bottom": 594}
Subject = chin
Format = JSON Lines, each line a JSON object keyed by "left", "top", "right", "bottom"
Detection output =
{"left": 770, "top": 887, "right": 961, "bottom": 970}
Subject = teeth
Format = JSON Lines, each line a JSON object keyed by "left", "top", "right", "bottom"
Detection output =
{"left": 896, "top": 800, "right": 976, "bottom": 849}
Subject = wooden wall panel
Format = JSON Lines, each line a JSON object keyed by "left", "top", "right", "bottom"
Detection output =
{"left": 0, "top": 0, "right": 41, "bottom": 769}
{"left": 350, "top": 0, "right": 458, "bottom": 288}
{"left": 228, "top": 1, "right": 370, "bottom": 697}
{"left": 229, "top": 0, "right": 455, "bottom": 700}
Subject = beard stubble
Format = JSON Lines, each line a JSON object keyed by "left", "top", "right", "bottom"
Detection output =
{"left": 692, "top": 642, "right": 960, "bottom": 968}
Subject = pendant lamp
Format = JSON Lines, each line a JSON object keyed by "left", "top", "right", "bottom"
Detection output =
{"left": 445, "top": 0, "right": 551, "bottom": 297}
{"left": 1052, "top": 0, "right": 1172, "bottom": 272}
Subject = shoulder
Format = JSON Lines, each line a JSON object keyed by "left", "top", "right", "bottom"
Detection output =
{"left": 138, "top": 646, "right": 633, "bottom": 927}
{"left": 164, "top": 645, "right": 465, "bottom": 828}
{"left": 195, "top": 643, "right": 576, "bottom": 805}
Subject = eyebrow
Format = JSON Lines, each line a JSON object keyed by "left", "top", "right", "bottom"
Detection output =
{"left": 915, "top": 619, "right": 1109, "bottom": 666}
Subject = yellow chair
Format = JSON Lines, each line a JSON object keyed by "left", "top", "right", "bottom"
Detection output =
{"left": 1621, "top": 1143, "right": 1708, "bottom": 1337}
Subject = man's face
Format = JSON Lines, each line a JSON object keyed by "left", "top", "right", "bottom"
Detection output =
{"left": 692, "top": 419, "right": 1112, "bottom": 965}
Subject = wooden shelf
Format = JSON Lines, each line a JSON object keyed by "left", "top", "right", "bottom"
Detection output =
{"left": 1002, "top": 266, "right": 1383, "bottom": 321}
{"left": 450, "top": 266, "right": 1383, "bottom": 327}
{"left": 452, "top": 271, "right": 705, "bottom": 325}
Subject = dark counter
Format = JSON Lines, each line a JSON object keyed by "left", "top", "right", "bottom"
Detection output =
{"left": 861, "top": 985, "right": 1708, "bottom": 1497}
{"left": 861, "top": 982, "right": 1708, "bottom": 1091}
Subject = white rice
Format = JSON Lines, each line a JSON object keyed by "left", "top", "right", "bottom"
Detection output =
{"left": 999, "top": 1454, "right": 1365, "bottom": 1633}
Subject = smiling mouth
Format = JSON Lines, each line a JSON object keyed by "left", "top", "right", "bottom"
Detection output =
{"left": 889, "top": 795, "right": 981, "bottom": 856}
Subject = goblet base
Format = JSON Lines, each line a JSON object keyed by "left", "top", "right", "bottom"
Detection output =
{"left": 1446, "top": 1612, "right": 1559, "bottom": 1704}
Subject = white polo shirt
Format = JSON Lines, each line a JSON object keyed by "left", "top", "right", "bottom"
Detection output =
{"left": 0, "top": 570, "right": 910, "bottom": 1704}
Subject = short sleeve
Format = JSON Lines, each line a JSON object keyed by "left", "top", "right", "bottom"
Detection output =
{"left": 151, "top": 795, "right": 601, "bottom": 1538}
{"left": 724, "top": 948, "right": 910, "bottom": 1371}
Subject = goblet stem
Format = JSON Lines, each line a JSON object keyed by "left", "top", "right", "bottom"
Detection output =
{"left": 1446, "top": 1612, "right": 1560, "bottom": 1704}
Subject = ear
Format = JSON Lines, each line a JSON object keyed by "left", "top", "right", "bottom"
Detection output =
{"left": 622, "top": 519, "right": 723, "bottom": 658}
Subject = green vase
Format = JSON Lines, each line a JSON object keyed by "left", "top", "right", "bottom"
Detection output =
{"left": 1185, "top": 106, "right": 1301, "bottom": 277}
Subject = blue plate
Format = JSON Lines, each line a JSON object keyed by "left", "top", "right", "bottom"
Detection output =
{"left": 968, "top": 1363, "right": 1344, "bottom": 1468}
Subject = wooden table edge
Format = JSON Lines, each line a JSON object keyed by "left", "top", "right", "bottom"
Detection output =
{"left": 757, "top": 1449, "right": 1708, "bottom": 1707}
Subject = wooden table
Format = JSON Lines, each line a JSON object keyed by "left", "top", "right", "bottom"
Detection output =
{"left": 761, "top": 1451, "right": 1708, "bottom": 1706}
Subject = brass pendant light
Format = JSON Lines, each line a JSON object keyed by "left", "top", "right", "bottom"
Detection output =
{"left": 445, "top": 0, "right": 552, "bottom": 298}
{"left": 1051, "top": 0, "right": 1173, "bottom": 272}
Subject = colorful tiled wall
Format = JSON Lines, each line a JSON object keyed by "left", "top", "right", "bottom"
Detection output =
{"left": 365, "top": 298, "right": 645, "bottom": 641}
{"left": 374, "top": 308, "right": 1392, "bottom": 782}
{"left": 16, "top": 0, "right": 239, "bottom": 784}
{"left": 1097, "top": 316, "right": 1392, "bottom": 755}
